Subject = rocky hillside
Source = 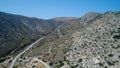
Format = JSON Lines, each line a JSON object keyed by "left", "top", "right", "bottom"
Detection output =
{"left": 15, "top": 11, "right": 120, "bottom": 68}
{"left": 66, "top": 11, "right": 120, "bottom": 68}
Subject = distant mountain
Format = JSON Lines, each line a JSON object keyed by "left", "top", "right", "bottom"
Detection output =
{"left": 0, "top": 12, "right": 62, "bottom": 58}
{"left": 80, "top": 12, "right": 101, "bottom": 22}
{"left": 51, "top": 17, "right": 78, "bottom": 21}
{"left": 79, "top": 12, "right": 101, "bottom": 26}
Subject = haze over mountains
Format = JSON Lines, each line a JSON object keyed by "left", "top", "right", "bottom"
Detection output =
{"left": 0, "top": 11, "right": 120, "bottom": 68}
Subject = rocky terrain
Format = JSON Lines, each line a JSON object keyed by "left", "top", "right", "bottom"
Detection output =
{"left": 66, "top": 11, "right": 120, "bottom": 68}
{"left": 21, "top": 11, "right": 119, "bottom": 68}
{"left": 0, "top": 11, "right": 120, "bottom": 68}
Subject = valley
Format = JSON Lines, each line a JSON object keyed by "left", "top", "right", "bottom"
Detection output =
{"left": 0, "top": 11, "right": 120, "bottom": 68}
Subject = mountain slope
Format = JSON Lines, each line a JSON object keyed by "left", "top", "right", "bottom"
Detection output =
{"left": 0, "top": 12, "right": 60, "bottom": 59}
{"left": 66, "top": 11, "right": 120, "bottom": 68}
{"left": 17, "top": 11, "right": 120, "bottom": 68}
{"left": 0, "top": 11, "right": 120, "bottom": 68}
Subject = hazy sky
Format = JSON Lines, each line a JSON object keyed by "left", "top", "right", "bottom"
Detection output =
{"left": 0, "top": 0, "right": 120, "bottom": 19}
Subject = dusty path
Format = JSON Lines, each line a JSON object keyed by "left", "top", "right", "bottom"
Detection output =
{"left": 10, "top": 37, "right": 49, "bottom": 68}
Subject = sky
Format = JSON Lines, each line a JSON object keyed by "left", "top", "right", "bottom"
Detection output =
{"left": 0, "top": 0, "right": 120, "bottom": 19}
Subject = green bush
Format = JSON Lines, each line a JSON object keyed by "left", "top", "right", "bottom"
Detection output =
{"left": 113, "top": 35, "right": 120, "bottom": 39}
{"left": 13, "top": 65, "right": 18, "bottom": 68}
{"left": 78, "top": 58, "right": 82, "bottom": 63}
{"left": 107, "top": 61, "right": 115, "bottom": 66}
{"left": 104, "top": 66, "right": 108, "bottom": 68}
{"left": 99, "top": 62, "right": 104, "bottom": 66}
{"left": 56, "top": 60, "right": 64, "bottom": 68}
{"left": 108, "top": 54, "right": 114, "bottom": 57}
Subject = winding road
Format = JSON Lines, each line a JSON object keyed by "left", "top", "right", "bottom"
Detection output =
{"left": 10, "top": 37, "right": 49, "bottom": 68}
